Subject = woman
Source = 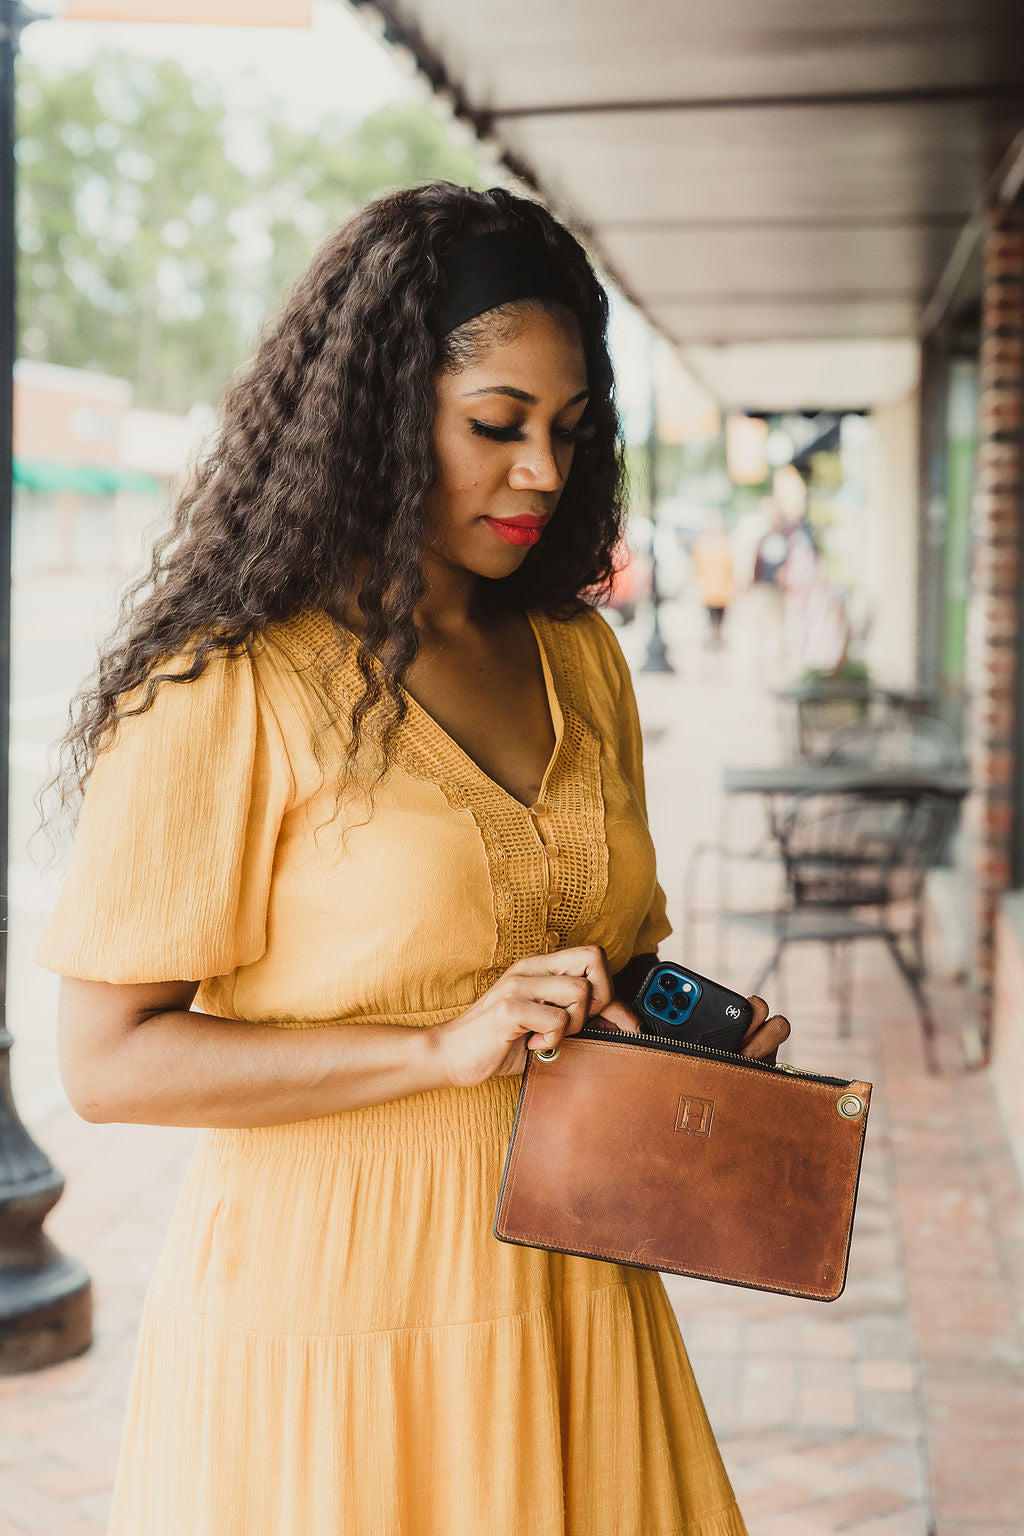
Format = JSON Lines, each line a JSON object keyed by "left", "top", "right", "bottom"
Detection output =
{"left": 36, "top": 183, "right": 789, "bottom": 1536}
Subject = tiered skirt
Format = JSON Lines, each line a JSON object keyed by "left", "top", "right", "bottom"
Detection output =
{"left": 106, "top": 1073, "right": 747, "bottom": 1535}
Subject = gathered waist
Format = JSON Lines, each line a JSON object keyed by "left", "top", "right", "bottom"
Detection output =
{"left": 200, "top": 1070, "right": 522, "bottom": 1158}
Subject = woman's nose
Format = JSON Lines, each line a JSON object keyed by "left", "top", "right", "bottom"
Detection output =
{"left": 507, "top": 436, "right": 565, "bottom": 494}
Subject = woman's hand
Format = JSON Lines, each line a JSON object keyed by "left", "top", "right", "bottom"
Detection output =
{"left": 739, "top": 995, "right": 791, "bottom": 1064}
{"left": 430, "top": 945, "right": 640, "bottom": 1089}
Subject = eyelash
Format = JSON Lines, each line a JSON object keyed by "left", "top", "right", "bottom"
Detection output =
{"left": 470, "top": 419, "right": 597, "bottom": 446}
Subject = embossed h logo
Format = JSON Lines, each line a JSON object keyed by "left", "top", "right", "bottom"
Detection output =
{"left": 675, "top": 1095, "right": 715, "bottom": 1138}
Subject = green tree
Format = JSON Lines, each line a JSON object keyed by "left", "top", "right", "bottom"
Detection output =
{"left": 251, "top": 101, "right": 486, "bottom": 332}
{"left": 16, "top": 51, "right": 489, "bottom": 414}
{"left": 17, "top": 54, "right": 250, "bottom": 412}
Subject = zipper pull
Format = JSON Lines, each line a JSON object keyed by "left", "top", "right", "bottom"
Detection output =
{"left": 773, "top": 1061, "right": 818, "bottom": 1079}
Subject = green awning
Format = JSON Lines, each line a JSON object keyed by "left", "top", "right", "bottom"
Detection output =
{"left": 13, "top": 459, "right": 162, "bottom": 496}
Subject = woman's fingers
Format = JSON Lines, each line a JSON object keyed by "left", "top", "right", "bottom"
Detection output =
{"left": 740, "top": 1012, "right": 792, "bottom": 1063}
{"left": 517, "top": 972, "right": 592, "bottom": 1031}
{"left": 740, "top": 996, "right": 791, "bottom": 1063}
{"left": 513, "top": 945, "right": 616, "bottom": 1017}
{"left": 595, "top": 997, "right": 642, "bottom": 1034}
{"left": 744, "top": 995, "right": 771, "bottom": 1037}
{"left": 521, "top": 1003, "right": 572, "bottom": 1052}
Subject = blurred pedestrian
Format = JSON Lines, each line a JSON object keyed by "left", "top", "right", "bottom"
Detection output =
{"left": 34, "top": 184, "right": 788, "bottom": 1536}
{"left": 746, "top": 497, "right": 791, "bottom": 680}
{"left": 752, "top": 498, "right": 792, "bottom": 588}
{"left": 691, "top": 511, "right": 736, "bottom": 649}
{"left": 779, "top": 517, "right": 851, "bottom": 674}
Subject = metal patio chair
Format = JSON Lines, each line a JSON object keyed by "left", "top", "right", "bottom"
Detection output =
{"left": 681, "top": 799, "right": 783, "bottom": 970}
{"left": 726, "top": 790, "right": 954, "bottom": 1072}
{"left": 815, "top": 713, "right": 964, "bottom": 871}
{"left": 782, "top": 679, "right": 945, "bottom": 764}
{"left": 816, "top": 713, "right": 962, "bottom": 770}
{"left": 784, "top": 678, "right": 874, "bottom": 761}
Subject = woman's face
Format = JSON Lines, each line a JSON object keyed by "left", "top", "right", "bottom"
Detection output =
{"left": 427, "top": 306, "right": 591, "bottom": 581}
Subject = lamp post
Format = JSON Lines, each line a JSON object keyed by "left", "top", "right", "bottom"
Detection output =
{"left": 0, "top": 0, "right": 92, "bottom": 1373}
{"left": 641, "top": 335, "right": 673, "bottom": 674}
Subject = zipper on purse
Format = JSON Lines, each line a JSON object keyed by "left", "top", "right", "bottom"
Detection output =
{"left": 574, "top": 1024, "right": 852, "bottom": 1088}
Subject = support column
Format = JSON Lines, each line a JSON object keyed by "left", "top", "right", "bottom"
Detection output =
{"left": 0, "top": 0, "right": 92, "bottom": 1371}
{"left": 966, "top": 204, "right": 1024, "bottom": 1047}
{"left": 916, "top": 328, "right": 948, "bottom": 700}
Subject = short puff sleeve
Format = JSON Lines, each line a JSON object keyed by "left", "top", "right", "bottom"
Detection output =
{"left": 33, "top": 647, "right": 293, "bottom": 984}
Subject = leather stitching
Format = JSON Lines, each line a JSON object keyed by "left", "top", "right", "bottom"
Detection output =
{"left": 496, "top": 1046, "right": 871, "bottom": 1301}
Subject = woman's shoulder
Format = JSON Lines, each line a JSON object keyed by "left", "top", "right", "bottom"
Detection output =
{"left": 105, "top": 617, "right": 318, "bottom": 758}
{"left": 533, "top": 602, "right": 630, "bottom": 695}
{"left": 532, "top": 600, "right": 616, "bottom": 644}
{"left": 152, "top": 609, "right": 353, "bottom": 705}
{"left": 259, "top": 607, "right": 359, "bottom": 679}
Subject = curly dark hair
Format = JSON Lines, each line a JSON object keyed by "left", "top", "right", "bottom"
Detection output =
{"left": 41, "top": 182, "right": 626, "bottom": 842}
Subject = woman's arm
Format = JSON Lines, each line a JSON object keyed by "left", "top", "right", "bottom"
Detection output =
{"left": 58, "top": 945, "right": 639, "bottom": 1129}
{"left": 58, "top": 977, "right": 445, "bottom": 1129}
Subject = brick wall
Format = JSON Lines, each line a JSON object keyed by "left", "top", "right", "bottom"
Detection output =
{"left": 964, "top": 204, "right": 1024, "bottom": 1033}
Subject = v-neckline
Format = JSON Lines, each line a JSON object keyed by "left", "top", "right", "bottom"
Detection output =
{"left": 319, "top": 609, "right": 565, "bottom": 814}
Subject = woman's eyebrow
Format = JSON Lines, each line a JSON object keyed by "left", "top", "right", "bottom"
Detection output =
{"left": 460, "top": 385, "right": 590, "bottom": 407}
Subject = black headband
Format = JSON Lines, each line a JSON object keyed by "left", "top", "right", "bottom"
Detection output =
{"left": 432, "top": 228, "right": 579, "bottom": 339}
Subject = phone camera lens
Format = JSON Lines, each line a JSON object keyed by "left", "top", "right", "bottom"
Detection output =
{"left": 659, "top": 974, "right": 678, "bottom": 992}
{"left": 648, "top": 991, "right": 668, "bottom": 1012}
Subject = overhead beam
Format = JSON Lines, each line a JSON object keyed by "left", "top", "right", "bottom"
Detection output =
{"left": 644, "top": 289, "right": 931, "bottom": 305}
{"left": 353, "top": 0, "right": 1024, "bottom": 355}
{"left": 348, "top": 0, "right": 668, "bottom": 338}
{"left": 491, "top": 84, "right": 1024, "bottom": 122}
{"left": 674, "top": 331, "right": 914, "bottom": 338}
{"left": 599, "top": 213, "right": 970, "bottom": 233}
{"left": 662, "top": 329, "right": 914, "bottom": 343}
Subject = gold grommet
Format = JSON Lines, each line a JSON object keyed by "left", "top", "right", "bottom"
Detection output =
{"left": 535, "top": 1045, "right": 561, "bottom": 1062}
{"left": 837, "top": 1093, "right": 865, "bottom": 1119}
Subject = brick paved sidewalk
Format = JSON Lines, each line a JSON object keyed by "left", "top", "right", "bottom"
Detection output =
{"left": 2, "top": 594, "right": 1022, "bottom": 1535}
{"left": 638, "top": 600, "right": 1024, "bottom": 1535}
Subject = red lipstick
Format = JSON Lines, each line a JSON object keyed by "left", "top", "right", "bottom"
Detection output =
{"left": 483, "top": 515, "right": 551, "bottom": 547}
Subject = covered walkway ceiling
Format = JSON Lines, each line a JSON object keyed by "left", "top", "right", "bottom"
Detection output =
{"left": 353, "top": 0, "right": 1024, "bottom": 409}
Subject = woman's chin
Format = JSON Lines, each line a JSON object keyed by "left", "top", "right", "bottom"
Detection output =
{"left": 428, "top": 520, "right": 542, "bottom": 583}
{"left": 456, "top": 538, "right": 535, "bottom": 582}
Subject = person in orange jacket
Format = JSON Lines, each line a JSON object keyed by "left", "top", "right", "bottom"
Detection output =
{"left": 691, "top": 512, "right": 736, "bottom": 649}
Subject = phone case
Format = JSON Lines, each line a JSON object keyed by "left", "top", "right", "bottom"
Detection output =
{"left": 636, "top": 961, "right": 753, "bottom": 1053}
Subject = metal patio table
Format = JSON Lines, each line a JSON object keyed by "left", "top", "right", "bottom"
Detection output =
{"left": 683, "top": 763, "right": 969, "bottom": 973}
{"left": 721, "top": 764, "right": 970, "bottom": 802}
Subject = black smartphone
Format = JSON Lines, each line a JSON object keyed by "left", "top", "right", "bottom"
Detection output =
{"left": 634, "top": 961, "right": 753, "bottom": 1054}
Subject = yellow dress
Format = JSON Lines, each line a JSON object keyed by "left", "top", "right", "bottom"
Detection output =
{"left": 34, "top": 605, "right": 747, "bottom": 1536}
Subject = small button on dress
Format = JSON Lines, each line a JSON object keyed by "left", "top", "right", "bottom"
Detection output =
{"left": 33, "top": 605, "right": 748, "bottom": 1536}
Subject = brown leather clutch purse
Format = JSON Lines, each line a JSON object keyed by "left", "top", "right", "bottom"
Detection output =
{"left": 493, "top": 1025, "right": 872, "bottom": 1302}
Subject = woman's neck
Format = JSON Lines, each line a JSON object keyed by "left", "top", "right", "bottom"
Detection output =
{"left": 336, "top": 551, "right": 498, "bottom": 643}
{"left": 415, "top": 549, "right": 482, "bottom": 638}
